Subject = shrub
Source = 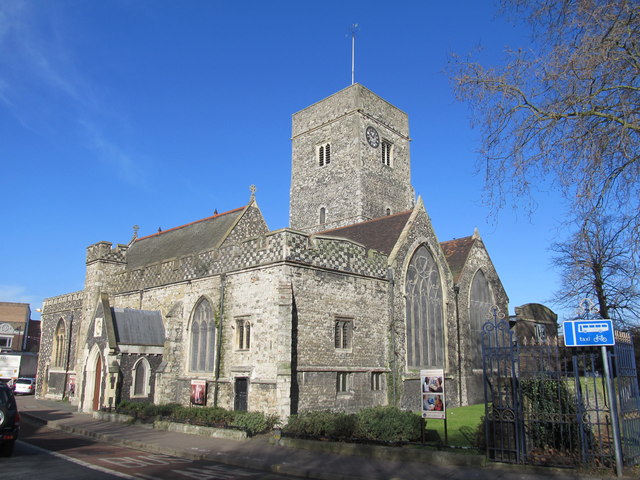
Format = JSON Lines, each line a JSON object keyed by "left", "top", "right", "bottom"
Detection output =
{"left": 520, "top": 377, "right": 589, "bottom": 452}
{"left": 232, "top": 411, "right": 279, "bottom": 436}
{"left": 116, "top": 402, "right": 275, "bottom": 436}
{"left": 171, "top": 406, "right": 233, "bottom": 425}
{"left": 285, "top": 411, "right": 356, "bottom": 439}
{"left": 355, "top": 406, "right": 422, "bottom": 443}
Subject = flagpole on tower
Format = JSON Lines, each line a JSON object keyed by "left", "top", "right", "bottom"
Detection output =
{"left": 350, "top": 24, "right": 359, "bottom": 85}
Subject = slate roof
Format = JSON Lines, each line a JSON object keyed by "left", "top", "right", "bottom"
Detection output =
{"left": 440, "top": 235, "right": 476, "bottom": 283}
{"left": 316, "top": 210, "right": 413, "bottom": 255}
{"left": 112, "top": 308, "right": 165, "bottom": 346}
{"left": 125, "top": 206, "right": 246, "bottom": 269}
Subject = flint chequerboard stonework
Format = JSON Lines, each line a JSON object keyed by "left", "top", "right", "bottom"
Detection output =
{"left": 37, "top": 84, "right": 509, "bottom": 417}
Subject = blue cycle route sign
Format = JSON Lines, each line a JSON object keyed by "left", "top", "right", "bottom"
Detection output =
{"left": 563, "top": 319, "right": 615, "bottom": 347}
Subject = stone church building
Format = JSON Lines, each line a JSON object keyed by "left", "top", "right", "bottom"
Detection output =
{"left": 37, "top": 84, "right": 508, "bottom": 418}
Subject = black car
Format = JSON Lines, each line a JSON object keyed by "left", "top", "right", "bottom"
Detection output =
{"left": 0, "top": 383, "right": 20, "bottom": 456}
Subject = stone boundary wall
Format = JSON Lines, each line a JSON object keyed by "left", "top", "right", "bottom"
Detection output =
{"left": 110, "top": 230, "right": 388, "bottom": 293}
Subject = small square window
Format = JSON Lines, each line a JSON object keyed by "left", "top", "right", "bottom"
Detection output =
{"left": 0, "top": 336, "right": 12, "bottom": 348}
{"left": 334, "top": 319, "right": 352, "bottom": 349}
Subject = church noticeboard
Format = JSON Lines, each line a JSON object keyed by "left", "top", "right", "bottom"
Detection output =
{"left": 190, "top": 379, "right": 207, "bottom": 406}
{"left": 420, "top": 369, "right": 445, "bottom": 419}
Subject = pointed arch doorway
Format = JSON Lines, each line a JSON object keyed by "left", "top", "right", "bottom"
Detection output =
{"left": 83, "top": 345, "right": 103, "bottom": 412}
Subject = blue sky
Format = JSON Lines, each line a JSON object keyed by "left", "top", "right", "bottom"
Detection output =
{"left": 1, "top": 1, "right": 571, "bottom": 321}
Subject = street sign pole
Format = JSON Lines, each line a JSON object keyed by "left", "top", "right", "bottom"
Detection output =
{"left": 563, "top": 314, "right": 623, "bottom": 476}
{"left": 601, "top": 345, "right": 623, "bottom": 478}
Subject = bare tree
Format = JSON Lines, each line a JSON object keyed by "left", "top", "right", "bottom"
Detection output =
{"left": 452, "top": 0, "right": 639, "bottom": 222}
{"left": 551, "top": 210, "right": 639, "bottom": 325}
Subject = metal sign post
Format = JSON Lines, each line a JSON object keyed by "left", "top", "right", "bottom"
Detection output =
{"left": 563, "top": 317, "right": 623, "bottom": 477}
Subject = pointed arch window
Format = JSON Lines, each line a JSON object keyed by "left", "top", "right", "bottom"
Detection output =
{"left": 132, "top": 357, "right": 150, "bottom": 397}
{"left": 52, "top": 319, "right": 67, "bottom": 367}
{"left": 405, "top": 245, "right": 444, "bottom": 368}
{"left": 469, "top": 270, "right": 494, "bottom": 366}
{"left": 189, "top": 298, "right": 216, "bottom": 373}
{"left": 236, "top": 318, "right": 251, "bottom": 350}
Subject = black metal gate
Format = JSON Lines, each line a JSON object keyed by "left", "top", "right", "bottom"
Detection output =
{"left": 614, "top": 331, "right": 640, "bottom": 466}
{"left": 482, "top": 310, "right": 640, "bottom": 468}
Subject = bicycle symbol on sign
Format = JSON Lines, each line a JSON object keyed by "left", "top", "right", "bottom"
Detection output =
{"left": 593, "top": 334, "right": 607, "bottom": 343}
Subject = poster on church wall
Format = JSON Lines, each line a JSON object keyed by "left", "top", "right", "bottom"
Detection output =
{"left": 420, "top": 369, "right": 445, "bottom": 419}
{"left": 190, "top": 379, "right": 207, "bottom": 406}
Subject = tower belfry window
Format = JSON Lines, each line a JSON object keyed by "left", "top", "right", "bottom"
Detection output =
{"left": 318, "top": 143, "right": 331, "bottom": 167}
{"left": 381, "top": 140, "right": 392, "bottom": 166}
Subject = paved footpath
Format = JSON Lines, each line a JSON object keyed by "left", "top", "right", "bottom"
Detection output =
{"left": 15, "top": 396, "right": 628, "bottom": 480}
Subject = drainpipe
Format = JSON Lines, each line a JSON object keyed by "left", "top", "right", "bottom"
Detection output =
{"left": 454, "top": 285, "right": 463, "bottom": 407}
{"left": 213, "top": 274, "right": 226, "bottom": 407}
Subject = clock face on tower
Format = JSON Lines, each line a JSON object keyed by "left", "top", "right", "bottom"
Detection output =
{"left": 366, "top": 126, "right": 380, "bottom": 148}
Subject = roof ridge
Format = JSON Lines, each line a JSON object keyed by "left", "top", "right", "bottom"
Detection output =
{"left": 135, "top": 205, "right": 247, "bottom": 242}
{"left": 440, "top": 234, "right": 474, "bottom": 245}
{"left": 316, "top": 209, "right": 413, "bottom": 235}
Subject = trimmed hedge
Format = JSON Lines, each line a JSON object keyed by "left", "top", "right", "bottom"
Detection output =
{"left": 285, "top": 406, "right": 422, "bottom": 443}
{"left": 115, "top": 401, "right": 278, "bottom": 436}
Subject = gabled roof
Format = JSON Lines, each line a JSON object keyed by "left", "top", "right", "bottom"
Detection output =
{"left": 316, "top": 210, "right": 413, "bottom": 255}
{"left": 440, "top": 235, "right": 476, "bottom": 283}
{"left": 125, "top": 205, "right": 247, "bottom": 269}
{"left": 112, "top": 308, "right": 165, "bottom": 346}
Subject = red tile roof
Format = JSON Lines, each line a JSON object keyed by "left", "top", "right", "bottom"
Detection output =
{"left": 316, "top": 210, "right": 413, "bottom": 254}
{"left": 440, "top": 236, "right": 475, "bottom": 283}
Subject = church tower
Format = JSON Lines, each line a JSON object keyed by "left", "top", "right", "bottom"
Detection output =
{"left": 289, "top": 84, "right": 415, "bottom": 233}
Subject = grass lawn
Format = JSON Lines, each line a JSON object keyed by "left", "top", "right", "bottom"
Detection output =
{"left": 423, "top": 402, "right": 484, "bottom": 447}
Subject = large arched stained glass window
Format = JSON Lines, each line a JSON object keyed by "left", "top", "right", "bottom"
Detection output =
{"left": 405, "top": 245, "right": 444, "bottom": 368}
{"left": 189, "top": 298, "right": 216, "bottom": 373}
{"left": 469, "top": 270, "right": 494, "bottom": 366}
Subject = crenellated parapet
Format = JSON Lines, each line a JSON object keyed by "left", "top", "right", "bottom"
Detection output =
{"left": 42, "top": 291, "right": 84, "bottom": 314}
{"left": 113, "top": 229, "right": 388, "bottom": 293}
{"left": 86, "top": 241, "right": 128, "bottom": 265}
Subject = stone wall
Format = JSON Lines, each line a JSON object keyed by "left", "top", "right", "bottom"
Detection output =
{"left": 118, "top": 353, "right": 164, "bottom": 403}
{"left": 112, "top": 230, "right": 388, "bottom": 294}
{"left": 291, "top": 265, "right": 390, "bottom": 413}
{"left": 38, "top": 291, "right": 83, "bottom": 400}
{"left": 290, "top": 84, "right": 413, "bottom": 233}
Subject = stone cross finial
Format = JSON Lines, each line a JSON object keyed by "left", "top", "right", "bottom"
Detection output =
{"left": 250, "top": 184, "right": 257, "bottom": 200}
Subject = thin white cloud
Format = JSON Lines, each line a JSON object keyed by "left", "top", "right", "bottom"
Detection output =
{"left": 79, "top": 119, "right": 147, "bottom": 187}
{"left": 0, "top": 284, "right": 37, "bottom": 305}
{"left": 0, "top": 1, "right": 142, "bottom": 185}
